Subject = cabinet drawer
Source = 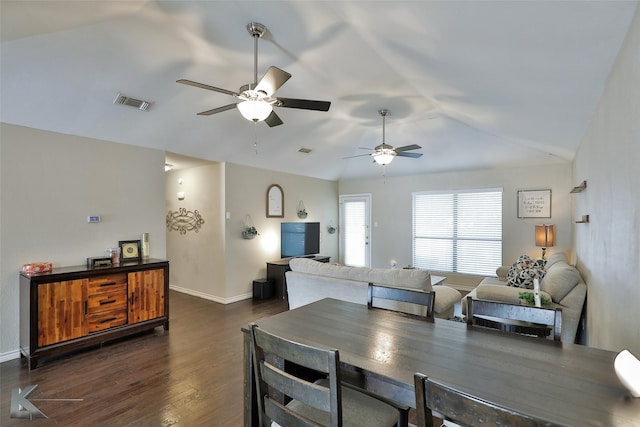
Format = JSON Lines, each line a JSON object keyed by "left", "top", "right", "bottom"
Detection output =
{"left": 87, "top": 309, "right": 127, "bottom": 333}
{"left": 88, "top": 273, "right": 127, "bottom": 295}
{"left": 87, "top": 290, "right": 127, "bottom": 314}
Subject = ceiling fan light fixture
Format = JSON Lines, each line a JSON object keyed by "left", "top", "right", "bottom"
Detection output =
{"left": 237, "top": 100, "right": 273, "bottom": 122}
{"left": 373, "top": 151, "right": 396, "bottom": 165}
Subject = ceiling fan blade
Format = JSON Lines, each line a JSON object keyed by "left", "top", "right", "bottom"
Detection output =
{"left": 255, "top": 66, "right": 292, "bottom": 96}
{"left": 394, "top": 144, "right": 422, "bottom": 152}
{"left": 265, "top": 111, "right": 283, "bottom": 127}
{"left": 197, "top": 103, "right": 237, "bottom": 116}
{"left": 343, "top": 153, "right": 373, "bottom": 159}
{"left": 177, "top": 79, "right": 238, "bottom": 97}
{"left": 396, "top": 152, "right": 423, "bottom": 158}
{"left": 277, "top": 97, "right": 331, "bottom": 111}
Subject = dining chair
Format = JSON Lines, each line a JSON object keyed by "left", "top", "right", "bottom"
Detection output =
{"left": 367, "top": 283, "right": 436, "bottom": 321}
{"left": 466, "top": 296, "right": 562, "bottom": 341}
{"left": 250, "top": 323, "right": 402, "bottom": 427}
{"left": 414, "top": 373, "right": 549, "bottom": 427}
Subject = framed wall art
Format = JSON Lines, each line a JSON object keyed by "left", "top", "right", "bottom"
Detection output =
{"left": 266, "top": 184, "right": 284, "bottom": 218}
{"left": 119, "top": 240, "right": 142, "bottom": 262}
{"left": 518, "top": 189, "right": 551, "bottom": 218}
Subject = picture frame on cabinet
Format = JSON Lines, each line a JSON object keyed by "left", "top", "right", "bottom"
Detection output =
{"left": 119, "top": 240, "right": 142, "bottom": 262}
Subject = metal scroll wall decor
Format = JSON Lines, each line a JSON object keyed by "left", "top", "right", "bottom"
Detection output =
{"left": 166, "top": 208, "right": 205, "bottom": 235}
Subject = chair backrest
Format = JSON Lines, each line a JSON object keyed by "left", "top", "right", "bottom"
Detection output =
{"left": 466, "top": 296, "right": 562, "bottom": 341}
{"left": 367, "top": 283, "right": 435, "bottom": 321}
{"left": 250, "top": 322, "right": 342, "bottom": 427}
{"left": 414, "top": 373, "right": 548, "bottom": 427}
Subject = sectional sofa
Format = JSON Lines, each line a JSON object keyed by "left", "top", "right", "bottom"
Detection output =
{"left": 286, "top": 258, "right": 461, "bottom": 319}
{"left": 461, "top": 252, "right": 587, "bottom": 343}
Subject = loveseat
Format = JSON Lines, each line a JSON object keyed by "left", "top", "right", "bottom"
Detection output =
{"left": 286, "top": 258, "right": 462, "bottom": 319}
{"left": 461, "top": 252, "right": 587, "bottom": 343}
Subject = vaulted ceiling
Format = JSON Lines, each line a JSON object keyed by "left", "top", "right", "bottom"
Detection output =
{"left": 1, "top": 1, "right": 637, "bottom": 180}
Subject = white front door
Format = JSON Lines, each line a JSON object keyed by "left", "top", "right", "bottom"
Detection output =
{"left": 339, "top": 194, "right": 371, "bottom": 267}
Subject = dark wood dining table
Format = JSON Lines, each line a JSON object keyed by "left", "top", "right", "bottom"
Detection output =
{"left": 242, "top": 298, "right": 640, "bottom": 426}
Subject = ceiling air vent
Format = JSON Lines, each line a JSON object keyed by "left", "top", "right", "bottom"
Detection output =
{"left": 298, "top": 147, "right": 312, "bottom": 154}
{"left": 113, "top": 93, "right": 152, "bottom": 111}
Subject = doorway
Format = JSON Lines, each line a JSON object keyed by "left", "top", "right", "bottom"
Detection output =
{"left": 339, "top": 194, "right": 371, "bottom": 267}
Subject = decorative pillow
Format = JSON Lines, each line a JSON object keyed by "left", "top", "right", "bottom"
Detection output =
{"left": 506, "top": 255, "right": 546, "bottom": 289}
{"left": 540, "top": 262, "right": 581, "bottom": 302}
{"left": 544, "top": 252, "right": 568, "bottom": 270}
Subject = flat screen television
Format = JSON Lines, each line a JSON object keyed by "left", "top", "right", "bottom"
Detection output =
{"left": 281, "top": 222, "right": 320, "bottom": 258}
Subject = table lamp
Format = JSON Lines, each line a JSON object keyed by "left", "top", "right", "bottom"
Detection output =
{"left": 535, "top": 224, "right": 555, "bottom": 260}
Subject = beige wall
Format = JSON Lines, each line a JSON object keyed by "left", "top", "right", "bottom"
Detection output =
{"left": 573, "top": 4, "right": 640, "bottom": 355}
{"left": 165, "top": 162, "right": 339, "bottom": 303}
{"left": 0, "top": 123, "right": 166, "bottom": 360}
{"left": 225, "top": 163, "right": 339, "bottom": 300}
{"left": 166, "top": 162, "right": 226, "bottom": 301}
{"left": 339, "top": 163, "right": 573, "bottom": 276}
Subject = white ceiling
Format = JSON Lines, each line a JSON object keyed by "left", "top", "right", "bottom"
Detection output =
{"left": 1, "top": 1, "right": 637, "bottom": 180}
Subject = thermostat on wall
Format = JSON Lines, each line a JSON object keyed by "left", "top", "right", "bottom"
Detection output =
{"left": 87, "top": 215, "right": 101, "bottom": 223}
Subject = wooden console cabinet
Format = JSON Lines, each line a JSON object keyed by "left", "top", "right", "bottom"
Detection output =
{"left": 20, "top": 259, "right": 169, "bottom": 369}
{"left": 266, "top": 256, "right": 330, "bottom": 299}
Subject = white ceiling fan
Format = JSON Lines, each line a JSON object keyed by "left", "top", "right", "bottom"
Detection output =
{"left": 346, "top": 109, "right": 423, "bottom": 165}
{"left": 177, "top": 22, "right": 331, "bottom": 127}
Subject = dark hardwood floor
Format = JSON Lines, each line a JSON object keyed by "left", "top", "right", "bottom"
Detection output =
{"left": 1, "top": 291, "right": 289, "bottom": 426}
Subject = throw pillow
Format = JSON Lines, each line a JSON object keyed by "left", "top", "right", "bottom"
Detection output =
{"left": 506, "top": 255, "right": 546, "bottom": 289}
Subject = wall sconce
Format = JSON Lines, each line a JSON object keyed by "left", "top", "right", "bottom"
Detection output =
{"left": 535, "top": 224, "right": 555, "bottom": 260}
{"left": 327, "top": 221, "right": 336, "bottom": 234}
{"left": 242, "top": 214, "right": 259, "bottom": 239}
{"left": 297, "top": 201, "right": 307, "bottom": 219}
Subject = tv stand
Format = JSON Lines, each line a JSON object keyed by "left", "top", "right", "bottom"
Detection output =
{"left": 266, "top": 255, "right": 330, "bottom": 300}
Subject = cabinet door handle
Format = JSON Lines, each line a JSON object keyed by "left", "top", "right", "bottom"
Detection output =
{"left": 130, "top": 293, "right": 135, "bottom": 305}
{"left": 84, "top": 300, "right": 88, "bottom": 315}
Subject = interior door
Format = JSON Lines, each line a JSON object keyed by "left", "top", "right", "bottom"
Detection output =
{"left": 339, "top": 194, "right": 371, "bottom": 267}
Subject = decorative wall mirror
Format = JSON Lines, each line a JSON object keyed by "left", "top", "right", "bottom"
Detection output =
{"left": 266, "top": 184, "right": 284, "bottom": 218}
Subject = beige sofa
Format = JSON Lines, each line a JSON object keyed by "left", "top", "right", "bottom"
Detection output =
{"left": 462, "top": 253, "right": 587, "bottom": 343}
{"left": 286, "top": 258, "right": 462, "bottom": 319}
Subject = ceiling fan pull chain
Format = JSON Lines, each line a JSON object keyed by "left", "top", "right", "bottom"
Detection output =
{"left": 254, "top": 121, "right": 259, "bottom": 155}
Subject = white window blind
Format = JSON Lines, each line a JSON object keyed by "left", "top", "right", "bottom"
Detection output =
{"left": 412, "top": 189, "right": 502, "bottom": 276}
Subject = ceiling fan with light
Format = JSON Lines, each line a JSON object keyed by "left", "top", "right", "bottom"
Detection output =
{"left": 177, "top": 22, "right": 331, "bottom": 127}
{"left": 345, "top": 109, "right": 423, "bottom": 165}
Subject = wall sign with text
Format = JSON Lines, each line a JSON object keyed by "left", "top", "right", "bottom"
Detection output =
{"left": 518, "top": 189, "right": 551, "bottom": 218}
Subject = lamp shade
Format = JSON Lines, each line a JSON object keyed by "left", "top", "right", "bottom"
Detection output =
{"left": 237, "top": 100, "right": 273, "bottom": 122}
{"left": 535, "top": 224, "right": 555, "bottom": 247}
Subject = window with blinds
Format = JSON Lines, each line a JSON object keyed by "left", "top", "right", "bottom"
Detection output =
{"left": 412, "top": 189, "right": 502, "bottom": 276}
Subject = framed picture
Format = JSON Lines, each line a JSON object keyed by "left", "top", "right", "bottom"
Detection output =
{"left": 518, "top": 189, "right": 551, "bottom": 218}
{"left": 119, "top": 240, "right": 142, "bottom": 262}
{"left": 266, "top": 184, "right": 284, "bottom": 218}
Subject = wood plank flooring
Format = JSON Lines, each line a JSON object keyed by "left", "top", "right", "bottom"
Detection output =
{"left": 1, "top": 291, "right": 289, "bottom": 426}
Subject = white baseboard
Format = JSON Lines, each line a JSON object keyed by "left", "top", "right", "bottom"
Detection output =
{"left": 169, "top": 285, "right": 253, "bottom": 304}
{"left": 0, "top": 349, "right": 21, "bottom": 363}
